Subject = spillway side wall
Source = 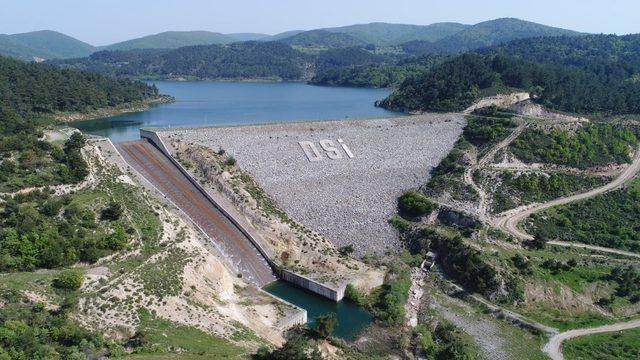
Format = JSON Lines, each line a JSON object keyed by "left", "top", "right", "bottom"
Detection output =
{"left": 140, "top": 129, "right": 344, "bottom": 302}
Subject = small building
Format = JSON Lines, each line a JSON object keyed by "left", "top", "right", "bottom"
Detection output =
{"left": 421, "top": 251, "right": 437, "bottom": 270}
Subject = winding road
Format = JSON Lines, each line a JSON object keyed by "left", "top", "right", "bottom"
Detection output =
{"left": 456, "top": 118, "right": 640, "bottom": 359}
{"left": 543, "top": 319, "right": 640, "bottom": 360}
{"left": 492, "top": 145, "right": 640, "bottom": 246}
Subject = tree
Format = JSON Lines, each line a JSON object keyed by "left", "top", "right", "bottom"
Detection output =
{"left": 398, "top": 190, "right": 437, "bottom": 219}
{"left": 53, "top": 269, "right": 84, "bottom": 290}
{"left": 313, "top": 313, "right": 336, "bottom": 339}
{"left": 101, "top": 202, "right": 123, "bottom": 221}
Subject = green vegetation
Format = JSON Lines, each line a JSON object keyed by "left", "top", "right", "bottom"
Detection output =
{"left": 435, "top": 233, "right": 522, "bottom": 302}
{"left": 57, "top": 42, "right": 312, "bottom": 81}
{"left": 53, "top": 268, "right": 84, "bottom": 290}
{"left": 369, "top": 265, "right": 412, "bottom": 325}
{"left": 0, "top": 30, "right": 95, "bottom": 60}
{"left": 528, "top": 178, "right": 640, "bottom": 251}
{"left": 511, "top": 124, "right": 637, "bottom": 168}
{"left": 279, "top": 30, "right": 365, "bottom": 48}
{"left": 310, "top": 55, "right": 447, "bottom": 88}
{"left": 563, "top": 327, "right": 640, "bottom": 360}
{"left": 0, "top": 288, "right": 111, "bottom": 359}
{"left": 398, "top": 189, "right": 437, "bottom": 219}
{"left": 380, "top": 34, "right": 640, "bottom": 115}
{"left": 0, "top": 55, "right": 158, "bottom": 114}
{"left": 103, "top": 30, "right": 237, "bottom": 51}
{"left": 491, "top": 172, "right": 610, "bottom": 213}
{"left": 127, "top": 309, "right": 245, "bottom": 359}
{"left": 463, "top": 112, "right": 516, "bottom": 152}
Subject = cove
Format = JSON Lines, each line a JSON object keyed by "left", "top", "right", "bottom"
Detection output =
{"left": 74, "top": 81, "right": 399, "bottom": 141}
{"left": 264, "top": 280, "right": 373, "bottom": 340}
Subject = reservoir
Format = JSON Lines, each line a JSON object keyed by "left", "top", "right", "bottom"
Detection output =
{"left": 75, "top": 81, "right": 398, "bottom": 141}
{"left": 264, "top": 281, "right": 373, "bottom": 340}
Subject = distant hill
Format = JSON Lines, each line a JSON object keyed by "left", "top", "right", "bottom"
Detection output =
{"left": 102, "top": 31, "right": 237, "bottom": 51}
{"left": 0, "top": 30, "right": 95, "bottom": 60}
{"left": 56, "top": 42, "right": 314, "bottom": 80}
{"left": 402, "top": 18, "right": 583, "bottom": 55}
{"left": 322, "top": 22, "right": 469, "bottom": 45}
{"left": 436, "top": 18, "right": 581, "bottom": 51}
{"left": 228, "top": 33, "right": 270, "bottom": 41}
{"left": 263, "top": 30, "right": 305, "bottom": 41}
{"left": 278, "top": 30, "right": 366, "bottom": 48}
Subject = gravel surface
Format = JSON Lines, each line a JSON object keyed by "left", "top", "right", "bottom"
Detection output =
{"left": 160, "top": 114, "right": 464, "bottom": 254}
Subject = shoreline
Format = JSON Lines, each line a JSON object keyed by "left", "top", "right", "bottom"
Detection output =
{"left": 52, "top": 95, "right": 175, "bottom": 123}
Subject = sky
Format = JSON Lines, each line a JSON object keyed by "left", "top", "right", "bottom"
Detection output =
{"left": 1, "top": 0, "right": 638, "bottom": 46}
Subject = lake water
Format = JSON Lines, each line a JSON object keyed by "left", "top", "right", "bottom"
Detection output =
{"left": 75, "top": 81, "right": 399, "bottom": 141}
{"left": 264, "top": 281, "right": 373, "bottom": 340}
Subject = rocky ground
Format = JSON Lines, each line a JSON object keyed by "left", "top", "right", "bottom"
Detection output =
{"left": 159, "top": 114, "right": 465, "bottom": 255}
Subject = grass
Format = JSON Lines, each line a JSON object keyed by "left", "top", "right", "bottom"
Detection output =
{"left": 125, "top": 309, "right": 247, "bottom": 359}
{"left": 431, "top": 286, "right": 547, "bottom": 360}
{"left": 563, "top": 327, "right": 640, "bottom": 360}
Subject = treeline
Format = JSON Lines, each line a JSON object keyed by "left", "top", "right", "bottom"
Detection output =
{"left": 379, "top": 34, "right": 640, "bottom": 115}
{"left": 54, "top": 42, "right": 393, "bottom": 82}
{"left": 310, "top": 55, "right": 449, "bottom": 88}
{"left": 0, "top": 189, "right": 129, "bottom": 271}
{"left": 0, "top": 55, "right": 158, "bottom": 114}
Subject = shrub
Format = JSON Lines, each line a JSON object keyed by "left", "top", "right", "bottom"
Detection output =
{"left": 344, "top": 284, "right": 364, "bottom": 305}
{"left": 398, "top": 190, "right": 437, "bottom": 219}
{"left": 54, "top": 269, "right": 84, "bottom": 291}
{"left": 338, "top": 244, "right": 354, "bottom": 256}
{"left": 224, "top": 156, "right": 237, "bottom": 166}
{"left": 101, "top": 202, "right": 124, "bottom": 221}
{"left": 313, "top": 313, "right": 336, "bottom": 339}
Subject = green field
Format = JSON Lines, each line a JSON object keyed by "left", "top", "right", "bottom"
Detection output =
{"left": 563, "top": 327, "right": 640, "bottom": 360}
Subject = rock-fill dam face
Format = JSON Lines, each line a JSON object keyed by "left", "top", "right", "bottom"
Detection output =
{"left": 159, "top": 114, "right": 465, "bottom": 255}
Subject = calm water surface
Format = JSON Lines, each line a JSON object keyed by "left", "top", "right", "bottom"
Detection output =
{"left": 75, "top": 81, "right": 399, "bottom": 141}
{"left": 264, "top": 281, "right": 373, "bottom": 340}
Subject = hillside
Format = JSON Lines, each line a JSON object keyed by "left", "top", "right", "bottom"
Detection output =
{"left": 401, "top": 18, "right": 582, "bottom": 56}
{"left": 379, "top": 34, "right": 640, "bottom": 114}
{"left": 278, "top": 29, "right": 366, "bottom": 48}
{"left": 102, "top": 30, "right": 237, "bottom": 50}
{"left": 322, "top": 22, "right": 469, "bottom": 45}
{"left": 0, "top": 55, "right": 159, "bottom": 114}
{"left": 0, "top": 30, "right": 95, "bottom": 60}
{"left": 227, "top": 32, "right": 270, "bottom": 41}
{"left": 57, "top": 41, "right": 314, "bottom": 80}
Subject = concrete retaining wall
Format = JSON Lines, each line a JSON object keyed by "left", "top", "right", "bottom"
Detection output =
{"left": 140, "top": 129, "right": 345, "bottom": 302}
{"left": 140, "top": 129, "right": 278, "bottom": 270}
{"left": 282, "top": 269, "right": 345, "bottom": 301}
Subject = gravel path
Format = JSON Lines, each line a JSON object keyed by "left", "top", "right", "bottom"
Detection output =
{"left": 493, "top": 145, "right": 640, "bottom": 243}
{"left": 160, "top": 114, "right": 464, "bottom": 254}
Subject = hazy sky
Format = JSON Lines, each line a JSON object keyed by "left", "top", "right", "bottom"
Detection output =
{"left": 2, "top": 0, "right": 638, "bottom": 45}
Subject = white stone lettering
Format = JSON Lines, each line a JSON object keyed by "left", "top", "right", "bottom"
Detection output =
{"left": 337, "top": 138, "right": 354, "bottom": 158}
{"left": 319, "top": 139, "right": 342, "bottom": 160}
{"left": 299, "top": 139, "right": 355, "bottom": 162}
{"left": 298, "top": 141, "right": 323, "bottom": 162}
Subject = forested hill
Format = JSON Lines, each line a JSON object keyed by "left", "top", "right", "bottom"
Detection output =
{"left": 54, "top": 41, "right": 388, "bottom": 81}
{"left": 0, "top": 30, "right": 96, "bottom": 60}
{"left": 0, "top": 55, "right": 159, "bottom": 114}
{"left": 377, "top": 34, "right": 640, "bottom": 115}
{"left": 278, "top": 30, "right": 366, "bottom": 48}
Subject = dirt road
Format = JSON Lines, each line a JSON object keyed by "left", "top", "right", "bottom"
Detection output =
{"left": 493, "top": 146, "right": 640, "bottom": 241}
{"left": 543, "top": 319, "right": 640, "bottom": 360}
{"left": 463, "top": 123, "right": 527, "bottom": 220}
{"left": 117, "top": 140, "right": 277, "bottom": 287}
